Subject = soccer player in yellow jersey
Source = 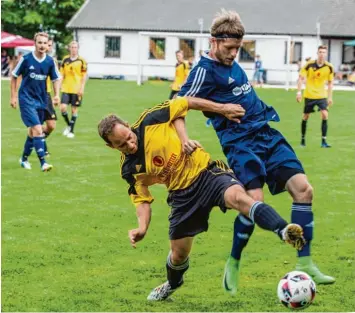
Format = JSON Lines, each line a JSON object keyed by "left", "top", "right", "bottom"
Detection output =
{"left": 98, "top": 96, "right": 306, "bottom": 301}
{"left": 297, "top": 45, "right": 334, "bottom": 148}
{"left": 169, "top": 50, "right": 190, "bottom": 99}
{"left": 60, "top": 40, "right": 88, "bottom": 138}
{"left": 43, "top": 38, "right": 58, "bottom": 155}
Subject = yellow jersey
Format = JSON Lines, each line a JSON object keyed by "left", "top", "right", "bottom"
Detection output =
{"left": 171, "top": 61, "right": 190, "bottom": 91}
{"left": 120, "top": 97, "right": 211, "bottom": 207}
{"left": 60, "top": 55, "right": 87, "bottom": 94}
{"left": 300, "top": 60, "right": 334, "bottom": 99}
{"left": 46, "top": 58, "right": 58, "bottom": 93}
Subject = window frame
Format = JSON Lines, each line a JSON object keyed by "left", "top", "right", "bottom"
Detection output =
{"left": 238, "top": 40, "right": 256, "bottom": 63}
{"left": 342, "top": 44, "right": 355, "bottom": 64}
{"left": 284, "top": 41, "right": 303, "bottom": 64}
{"left": 149, "top": 37, "right": 166, "bottom": 60}
{"left": 104, "top": 36, "right": 121, "bottom": 58}
{"left": 179, "top": 38, "right": 196, "bottom": 59}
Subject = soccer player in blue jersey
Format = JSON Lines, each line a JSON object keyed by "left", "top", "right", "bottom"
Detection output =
{"left": 10, "top": 32, "right": 60, "bottom": 172}
{"left": 178, "top": 9, "right": 335, "bottom": 294}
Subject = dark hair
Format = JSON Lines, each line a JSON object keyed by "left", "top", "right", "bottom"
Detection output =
{"left": 176, "top": 50, "right": 183, "bottom": 55}
{"left": 318, "top": 45, "right": 327, "bottom": 51}
{"left": 98, "top": 114, "right": 127, "bottom": 144}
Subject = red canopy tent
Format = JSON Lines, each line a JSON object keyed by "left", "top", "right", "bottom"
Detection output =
{"left": 1, "top": 31, "right": 34, "bottom": 48}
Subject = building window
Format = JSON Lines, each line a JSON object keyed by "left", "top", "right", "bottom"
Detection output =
{"left": 105, "top": 36, "right": 121, "bottom": 58}
{"left": 239, "top": 40, "right": 255, "bottom": 62}
{"left": 149, "top": 38, "right": 165, "bottom": 60}
{"left": 342, "top": 44, "right": 355, "bottom": 64}
{"left": 284, "top": 41, "right": 303, "bottom": 64}
{"left": 179, "top": 39, "right": 195, "bottom": 58}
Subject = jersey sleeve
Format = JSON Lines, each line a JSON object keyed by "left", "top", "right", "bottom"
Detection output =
{"left": 178, "top": 66, "right": 215, "bottom": 98}
{"left": 11, "top": 57, "right": 25, "bottom": 77}
{"left": 124, "top": 174, "right": 154, "bottom": 207}
{"left": 168, "top": 97, "right": 189, "bottom": 121}
{"left": 81, "top": 58, "right": 88, "bottom": 73}
{"left": 328, "top": 65, "right": 334, "bottom": 81}
{"left": 299, "top": 63, "right": 309, "bottom": 78}
{"left": 49, "top": 58, "right": 61, "bottom": 81}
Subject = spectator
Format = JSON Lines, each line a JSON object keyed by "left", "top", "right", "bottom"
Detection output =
{"left": 1, "top": 50, "right": 10, "bottom": 76}
{"left": 252, "top": 54, "right": 263, "bottom": 88}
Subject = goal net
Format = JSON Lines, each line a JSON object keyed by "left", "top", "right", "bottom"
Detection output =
{"left": 137, "top": 31, "right": 293, "bottom": 89}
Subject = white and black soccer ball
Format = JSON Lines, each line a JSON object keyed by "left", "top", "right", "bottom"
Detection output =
{"left": 277, "top": 271, "right": 316, "bottom": 310}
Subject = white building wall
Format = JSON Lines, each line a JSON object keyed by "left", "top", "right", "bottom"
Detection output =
{"left": 329, "top": 39, "right": 345, "bottom": 71}
{"left": 76, "top": 29, "right": 329, "bottom": 84}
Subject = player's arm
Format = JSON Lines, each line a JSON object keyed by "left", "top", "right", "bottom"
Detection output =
{"left": 10, "top": 56, "right": 24, "bottom": 109}
{"left": 49, "top": 59, "right": 61, "bottom": 105}
{"left": 327, "top": 66, "right": 334, "bottom": 106}
{"left": 178, "top": 66, "right": 214, "bottom": 98}
{"left": 173, "top": 118, "right": 202, "bottom": 155}
{"left": 78, "top": 59, "right": 88, "bottom": 96}
{"left": 186, "top": 96, "right": 245, "bottom": 123}
{"left": 128, "top": 202, "right": 152, "bottom": 248}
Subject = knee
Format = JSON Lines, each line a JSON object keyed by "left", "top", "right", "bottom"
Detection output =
{"left": 31, "top": 125, "right": 42, "bottom": 137}
{"left": 303, "top": 114, "right": 310, "bottom": 121}
{"left": 60, "top": 105, "right": 67, "bottom": 113}
{"left": 321, "top": 111, "right": 328, "bottom": 120}
{"left": 170, "top": 249, "right": 189, "bottom": 265}
{"left": 294, "top": 182, "right": 313, "bottom": 202}
{"left": 47, "top": 122, "right": 56, "bottom": 133}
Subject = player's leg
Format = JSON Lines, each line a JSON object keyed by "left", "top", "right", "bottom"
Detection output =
{"left": 266, "top": 129, "right": 335, "bottom": 284}
{"left": 301, "top": 99, "right": 313, "bottom": 146}
{"left": 67, "top": 100, "right": 79, "bottom": 138}
{"left": 60, "top": 93, "right": 71, "bottom": 135}
{"left": 20, "top": 127, "right": 34, "bottom": 169}
{"left": 42, "top": 96, "right": 57, "bottom": 155}
{"left": 147, "top": 237, "right": 193, "bottom": 301}
{"left": 319, "top": 103, "right": 331, "bottom": 147}
{"left": 286, "top": 174, "right": 335, "bottom": 284}
{"left": 31, "top": 121, "right": 52, "bottom": 171}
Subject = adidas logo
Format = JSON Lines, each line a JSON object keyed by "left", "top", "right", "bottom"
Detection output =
{"left": 228, "top": 77, "right": 235, "bottom": 84}
{"left": 29, "top": 65, "right": 35, "bottom": 70}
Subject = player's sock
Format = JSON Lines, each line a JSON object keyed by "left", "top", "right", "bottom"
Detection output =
{"left": 62, "top": 111, "right": 70, "bottom": 126}
{"left": 321, "top": 120, "right": 328, "bottom": 144}
{"left": 166, "top": 251, "right": 189, "bottom": 289}
{"left": 231, "top": 214, "right": 255, "bottom": 260}
{"left": 248, "top": 202, "right": 288, "bottom": 238}
{"left": 22, "top": 136, "right": 34, "bottom": 161}
{"left": 33, "top": 136, "right": 46, "bottom": 166}
{"left": 301, "top": 120, "right": 307, "bottom": 138}
{"left": 291, "top": 203, "right": 313, "bottom": 257}
{"left": 69, "top": 114, "right": 78, "bottom": 133}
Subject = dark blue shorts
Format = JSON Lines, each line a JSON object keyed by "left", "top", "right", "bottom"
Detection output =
{"left": 223, "top": 125, "right": 304, "bottom": 195}
{"left": 20, "top": 106, "right": 47, "bottom": 127}
{"left": 167, "top": 161, "right": 242, "bottom": 240}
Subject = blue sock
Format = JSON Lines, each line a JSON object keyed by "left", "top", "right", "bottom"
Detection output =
{"left": 231, "top": 214, "right": 255, "bottom": 260}
{"left": 22, "top": 136, "right": 34, "bottom": 161}
{"left": 33, "top": 136, "right": 46, "bottom": 166}
{"left": 291, "top": 203, "right": 313, "bottom": 257}
{"left": 249, "top": 202, "right": 288, "bottom": 238}
{"left": 69, "top": 114, "right": 78, "bottom": 133}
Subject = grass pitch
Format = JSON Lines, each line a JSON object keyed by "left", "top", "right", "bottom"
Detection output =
{"left": 1, "top": 80, "right": 355, "bottom": 312}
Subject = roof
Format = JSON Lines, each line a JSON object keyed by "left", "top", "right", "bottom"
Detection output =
{"left": 67, "top": 0, "right": 355, "bottom": 37}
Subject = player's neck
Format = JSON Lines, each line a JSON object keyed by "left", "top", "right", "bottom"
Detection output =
{"left": 207, "top": 50, "right": 219, "bottom": 62}
{"left": 70, "top": 54, "right": 79, "bottom": 60}
{"left": 316, "top": 59, "right": 325, "bottom": 66}
{"left": 34, "top": 50, "right": 46, "bottom": 60}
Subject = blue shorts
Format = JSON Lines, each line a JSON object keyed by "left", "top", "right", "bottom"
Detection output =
{"left": 20, "top": 105, "right": 46, "bottom": 127}
{"left": 223, "top": 125, "right": 304, "bottom": 195}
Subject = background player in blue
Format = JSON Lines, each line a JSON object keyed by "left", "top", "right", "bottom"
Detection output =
{"left": 178, "top": 9, "right": 335, "bottom": 294}
{"left": 252, "top": 54, "right": 263, "bottom": 88}
{"left": 10, "top": 32, "right": 60, "bottom": 172}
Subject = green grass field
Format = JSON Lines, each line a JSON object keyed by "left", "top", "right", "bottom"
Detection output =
{"left": 2, "top": 80, "right": 355, "bottom": 312}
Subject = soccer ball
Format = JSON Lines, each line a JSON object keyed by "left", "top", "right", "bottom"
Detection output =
{"left": 277, "top": 271, "right": 316, "bottom": 310}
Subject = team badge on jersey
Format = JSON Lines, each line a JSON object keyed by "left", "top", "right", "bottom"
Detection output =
{"left": 153, "top": 156, "right": 164, "bottom": 167}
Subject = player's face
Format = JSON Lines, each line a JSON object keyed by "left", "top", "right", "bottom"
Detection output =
{"left": 176, "top": 52, "right": 184, "bottom": 63}
{"left": 317, "top": 48, "right": 327, "bottom": 62}
{"left": 107, "top": 123, "right": 138, "bottom": 154}
{"left": 215, "top": 38, "right": 242, "bottom": 66}
{"left": 35, "top": 36, "right": 48, "bottom": 55}
{"left": 69, "top": 43, "right": 79, "bottom": 56}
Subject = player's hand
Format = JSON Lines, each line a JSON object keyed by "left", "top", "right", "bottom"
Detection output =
{"left": 296, "top": 92, "right": 302, "bottom": 103}
{"left": 128, "top": 228, "right": 146, "bottom": 248}
{"left": 52, "top": 95, "right": 60, "bottom": 106}
{"left": 327, "top": 98, "right": 333, "bottom": 107}
{"left": 10, "top": 97, "right": 17, "bottom": 109}
{"left": 222, "top": 104, "right": 245, "bottom": 123}
{"left": 78, "top": 87, "right": 84, "bottom": 97}
{"left": 182, "top": 139, "right": 203, "bottom": 155}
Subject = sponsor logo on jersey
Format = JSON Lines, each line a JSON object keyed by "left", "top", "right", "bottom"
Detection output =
{"left": 232, "top": 82, "right": 252, "bottom": 96}
{"left": 30, "top": 72, "right": 47, "bottom": 80}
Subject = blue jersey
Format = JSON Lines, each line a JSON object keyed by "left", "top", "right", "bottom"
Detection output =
{"left": 255, "top": 60, "right": 262, "bottom": 70}
{"left": 178, "top": 52, "right": 280, "bottom": 144}
{"left": 12, "top": 52, "right": 60, "bottom": 109}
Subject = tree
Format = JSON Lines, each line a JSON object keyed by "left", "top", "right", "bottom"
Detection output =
{"left": 1, "top": 0, "right": 85, "bottom": 58}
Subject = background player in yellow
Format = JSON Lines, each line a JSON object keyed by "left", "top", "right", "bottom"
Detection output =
{"left": 60, "top": 40, "right": 88, "bottom": 138}
{"left": 169, "top": 50, "right": 190, "bottom": 99}
{"left": 97, "top": 96, "right": 305, "bottom": 301}
{"left": 296, "top": 45, "right": 334, "bottom": 148}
